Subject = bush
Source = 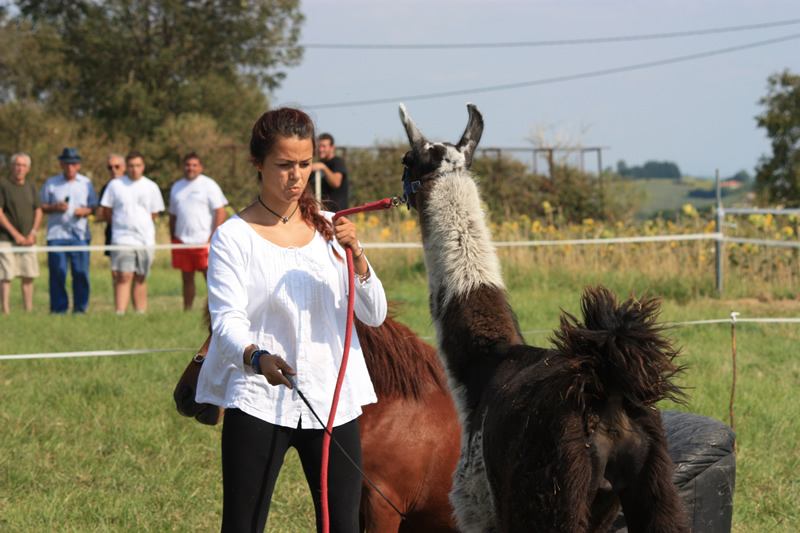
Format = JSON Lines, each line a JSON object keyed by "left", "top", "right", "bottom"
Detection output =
{"left": 347, "top": 145, "right": 643, "bottom": 224}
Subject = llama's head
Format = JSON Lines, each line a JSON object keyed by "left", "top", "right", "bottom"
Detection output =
{"left": 398, "top": 103, "right": 484, "bottom": 210}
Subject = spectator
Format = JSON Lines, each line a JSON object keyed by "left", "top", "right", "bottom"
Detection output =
{"left": 169, "top": 152, "right": 228, "bottom": 311}
{"left": 99, "top": 151, "right": 165, "bottom": 314}
{"left": 40, "top": 148, "right": 98, "bottom": 314}
{"left": 97, "top": 153, "right": 126, "bottom": 258}
{"left": 311, "top": 132, "right": 349, "bottom": 212}
{"left": 0, "top": 153, "right": 42, "bottom": 313}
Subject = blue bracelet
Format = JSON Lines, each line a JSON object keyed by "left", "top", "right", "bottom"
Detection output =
{"left": 250, "top": 349, "right": 269, "bottom": 375}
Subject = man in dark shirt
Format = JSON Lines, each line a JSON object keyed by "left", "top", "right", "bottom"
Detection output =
{"left": 0, "top": 153, "right": 42, "bottom": 313}
{"left": 311, "top": 133, "right": 349, "bottom": 212}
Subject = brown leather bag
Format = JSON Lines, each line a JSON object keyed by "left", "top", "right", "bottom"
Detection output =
{"left": 173, "top": 334, "right": 224, "bottom": 425}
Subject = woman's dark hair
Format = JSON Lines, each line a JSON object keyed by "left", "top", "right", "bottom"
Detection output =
{"left": 250, "top": 107, "right": 316, "bottom": 166}
{"left": 250, "top": 107, "right": 340, "bottom": 258}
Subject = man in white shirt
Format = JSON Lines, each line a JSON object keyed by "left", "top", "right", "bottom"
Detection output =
{"left": 169, "top": 152, "right": 227, "bottom": 311}
{"left": 99, "top": 151, "right": 165, "bottom": 314}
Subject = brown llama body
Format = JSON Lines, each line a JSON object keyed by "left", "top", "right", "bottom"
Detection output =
{"left": 356, "top": 313, "right": 461, "bottom": 532}
{"left": 173, "top": 304, "right": 461, "bottom": 532}
{"left": 398, "top": 102, "right": 690, "bottom": 532}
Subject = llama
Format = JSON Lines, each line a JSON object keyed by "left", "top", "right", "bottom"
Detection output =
{"left": 398, "top": 102, "right": 689, "bottom": 532}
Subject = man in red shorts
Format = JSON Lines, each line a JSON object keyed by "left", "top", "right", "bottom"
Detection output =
{"left": 169, "top": 152, "right": 227, "bottom": 311}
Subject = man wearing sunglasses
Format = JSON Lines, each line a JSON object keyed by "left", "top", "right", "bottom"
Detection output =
{"left": 97, "top": 154, "right": 126, "bottom": 259}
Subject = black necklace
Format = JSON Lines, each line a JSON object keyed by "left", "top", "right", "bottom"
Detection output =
{"left": 258, "top": 195, "right": 298, "bottom": 224}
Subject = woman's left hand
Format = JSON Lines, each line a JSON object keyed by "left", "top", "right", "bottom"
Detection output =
{"left": 334, "top": 216, "right": 360, "bottom": 256}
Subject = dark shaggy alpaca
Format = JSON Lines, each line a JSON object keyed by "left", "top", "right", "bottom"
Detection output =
{"left": 398, "top": 102, "right": 690, "bottom": 532}
{"left": 482, "top": 287, "right": 688, "bottom": 531}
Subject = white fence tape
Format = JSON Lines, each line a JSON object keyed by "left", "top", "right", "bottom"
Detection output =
{"left": 3, "top": 316, "right": 785, "bottom": 360}
{"left": 0, "top": 348, "right": 193, "bottom": 361}
{"left": 723, "top": 237, "right": 800, "bottom": 249}
{"left": 429, "top": 316, "right": 800, "bottom": 340}
{"left": 494, "top": 232, "right": 723, "bottom": 247}
{"left": 677, "top": 317, "right": 800, "bottom": 325}
{"left": 15, "top": 232, "right": 800, "bottom": 252}
{"left": 4, "top": 230, "right": 799, "bottom": 359}
{"left": 17, "top": 232, "right": 722, "bottom": 253}
{"left": 17, "top": 243, "right": 209, "bottom": 252}
{"left": 721, "top": 207, "right": 800, "bottom": 215}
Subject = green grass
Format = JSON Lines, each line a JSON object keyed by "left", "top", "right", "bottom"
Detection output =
{"left": 1, "top": 249, "right": 799, "bottom": 531}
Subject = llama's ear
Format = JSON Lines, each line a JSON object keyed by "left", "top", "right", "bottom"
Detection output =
{"left": 456, "top": 103, "right": 484, "bottom": 167}
{"left": 399, "top": 103, "right": 427, "bottom": 148}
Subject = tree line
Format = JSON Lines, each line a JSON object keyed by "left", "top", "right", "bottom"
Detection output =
{"left": 1, "top": 1, "right": 799, "bottom": 213}
{"left": 0, "top": 0, "right": 302, "bottom": 207}
{"left": 346, "top": 145, "right": 644, "bottom": 224}
{"left": 616, "top": 160, "right": 682, "bottom": 179}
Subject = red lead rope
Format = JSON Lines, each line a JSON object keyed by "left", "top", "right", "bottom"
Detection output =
{"left": 321, "top": 198, "right": 395, "bottom": 533}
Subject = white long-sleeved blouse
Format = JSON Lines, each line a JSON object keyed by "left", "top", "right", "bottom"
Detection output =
{"left": 195, "top": 214, "right": 387, "bottom": 429}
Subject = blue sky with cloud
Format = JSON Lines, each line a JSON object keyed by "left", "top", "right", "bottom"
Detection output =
{"left": 272, "top": 0, "right": 800, "bottom": 178}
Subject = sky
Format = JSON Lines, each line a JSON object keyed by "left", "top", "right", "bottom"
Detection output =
{"left": 271, "top": 0, "right": 800, "bottom": 179}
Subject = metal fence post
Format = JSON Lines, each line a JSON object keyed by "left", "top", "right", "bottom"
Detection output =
{"left": 715, "top": 169, "right": 724, "bottom": 296}
{"left": 314, "top": 170, "right": 322, "bottom": 203}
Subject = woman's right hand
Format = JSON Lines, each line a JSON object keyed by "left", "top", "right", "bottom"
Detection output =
{"left": 261, "top": 353, "right": 296, "bottom": 389}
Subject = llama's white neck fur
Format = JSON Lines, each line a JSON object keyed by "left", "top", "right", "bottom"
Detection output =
{"left": 419, "top": 167, "right": 504, "bottom": 533}
{"left": 421, "top": 169, "right": 505, "bottom": 320}
{"left": 420, "top": 168, "right": 505, "bottom": 423}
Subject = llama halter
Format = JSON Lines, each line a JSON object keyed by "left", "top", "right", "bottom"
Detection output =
{"left": 400, "top": 167, "right": 445, "bottom": 208}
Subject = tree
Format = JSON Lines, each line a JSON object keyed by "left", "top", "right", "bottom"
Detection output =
{"left": 755, "top": 69, "right": 800, "bottom": 206}
{"left": 4, "top": 0, "right": 303, "bottom": 141}
{"left": 729, "top": 170, "right": 751, "bottom": 183}
{"left": 617, "top": 160, "right": 630, "bottom": 177}
{"left": 614, "top": 160, "right": 681, "bottom": 179}
{"left": 641, "top": 160, "right": 681, "bottom": 179}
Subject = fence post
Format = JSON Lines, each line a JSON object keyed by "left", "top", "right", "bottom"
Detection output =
{"left": 314, "top": 170, "right": 322, "bottom": 203}
{"left": 715, "top": 169, "right": 724, "bottom": 296}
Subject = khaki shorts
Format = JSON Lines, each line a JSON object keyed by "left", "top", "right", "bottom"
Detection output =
{"left": 0, "top": 241, "right": 40, "bottom": 280}
{"left": 110, "top": 248, "right": 155, "bottom": 277}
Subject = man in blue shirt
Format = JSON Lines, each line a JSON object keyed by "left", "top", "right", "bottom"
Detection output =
{"left": 40, "top": 148, "right": 98, "bottom": 314}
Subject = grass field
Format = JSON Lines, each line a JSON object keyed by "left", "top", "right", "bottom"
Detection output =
{"left": 1, "top": 243, "right": 799, "bottom": 531}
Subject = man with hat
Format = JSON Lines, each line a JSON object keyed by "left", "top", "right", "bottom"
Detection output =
{"left": 40, "top": 147, "right": 98, "bottom": 314}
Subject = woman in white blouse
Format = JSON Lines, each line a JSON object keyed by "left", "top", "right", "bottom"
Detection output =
{"left": 196, "top": 107, "right": 387, "bottom": 532}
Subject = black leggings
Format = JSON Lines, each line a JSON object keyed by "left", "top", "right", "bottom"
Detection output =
{"left": 220, "top": 409, "right": 362, "bottom": 533}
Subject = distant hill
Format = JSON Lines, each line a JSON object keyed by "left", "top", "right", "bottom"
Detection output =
{"left": 631, "top": 177, "right": 752, "bottom": 219}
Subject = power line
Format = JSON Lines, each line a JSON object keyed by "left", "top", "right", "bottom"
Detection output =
{"left": 295, "top": 19, "right": 800, "bottom": 50}
{"left": 304, "top": 32, "right": 800, "bottom": 109}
